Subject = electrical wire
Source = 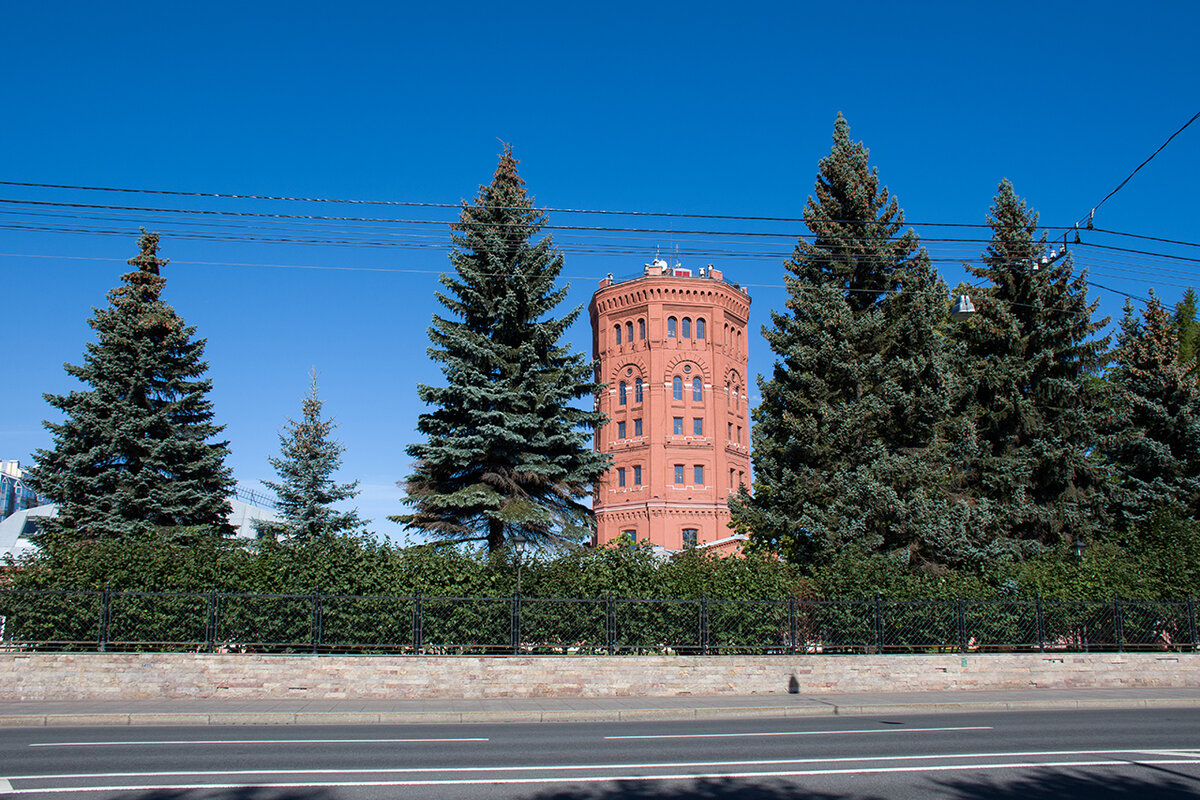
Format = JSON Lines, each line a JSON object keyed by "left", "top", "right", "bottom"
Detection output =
{"left": 1079, "top": 110, "right": 1200, "bottom": 229}
{"left": 6, "top": 179, "right": 1199, "bottom": 253}
{"left": 0, "top": 179, "right": 1065, "bottom": 229}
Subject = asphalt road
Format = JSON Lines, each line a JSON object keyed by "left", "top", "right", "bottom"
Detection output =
{"left": 1, "top": 708, "right": 1199, "bottom": 798}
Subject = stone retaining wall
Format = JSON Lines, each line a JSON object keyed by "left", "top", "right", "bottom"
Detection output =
{"left": 2, "top": 652, "right": 1196, "bottom": 701}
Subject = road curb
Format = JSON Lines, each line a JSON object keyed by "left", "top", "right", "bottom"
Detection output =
{"left": 3, "top": 697, "right": 1200, "bottom": 726}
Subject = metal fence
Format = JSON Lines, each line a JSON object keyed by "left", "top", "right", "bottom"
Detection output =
{"left": 0, "top": 589, "right": 1196, "bottom": 655}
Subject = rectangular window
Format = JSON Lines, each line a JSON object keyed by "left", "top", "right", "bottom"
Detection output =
{"left": 617, "top": 467, "right": 626, "bottom": 487}
{"left": 673, "top": 417, "right": 683, "bottom": 435}
{"left": 730, "top": 468, "right": 736, "bottom": 488}
{"left": 694, "top": 465, "right": 704, "bottom": 485}
{"left": 623, "top": 529, "right": 637, "bottom": 542}
{"left": 674, "top": 464, "right": 684, "bottom": 484}
{"left": 693, "top": 417, "right": 703, "bottom": 436}
{"left": 728, "top": 422, "right": 733, "bottom": 440}
{"left": 634, "top": 418, "right": 643, "bottom": 436}
{"left": 617, "top": 421, "right": 626, "bottom": 439}
{"left": 737, "top": 425, "right": 743, "bottom": 443}
{"left": 633, "top": 465, "right": 642, "bottom": 485}
{"left": 682, "top": 528, "right": 698, "bottom": 547}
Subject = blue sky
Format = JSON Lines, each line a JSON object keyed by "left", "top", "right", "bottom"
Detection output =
{"left": 3, "top": 2, "right": 1197, "bottom": 540}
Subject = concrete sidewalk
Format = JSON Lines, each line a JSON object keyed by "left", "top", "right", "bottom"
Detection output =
{"left": 4, "top": 687, "right": 1200, "bottom": 726}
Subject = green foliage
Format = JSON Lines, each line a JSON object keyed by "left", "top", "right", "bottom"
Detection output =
{"left": 26, "top": 231, "right": 234, "bottom": 542}
{"left": 258, "top": 371, "right": 362, "bottom": 543}
{"left": 6, "top": 521, "right": 1200, "bottom": 653}
{"left": 1174, "top": 287, "right": 1200, "bottom": 368}
{"left": 953, "top": 180, "right": 1110, "bottom": 554}
{"left": 1103, "top": 293, "right": 1200, "bottom": 527}
{"left": 11, "top": 534, "right": 219, "bottom": 592}
{"left": 395, "top": 144, "right": 609, "bottom": 551}
{"left": 1016, "top": 513, "right": 1200, "bottom": 601}
{"left": 731, "top": 113, "right": 972, "bottom": 567}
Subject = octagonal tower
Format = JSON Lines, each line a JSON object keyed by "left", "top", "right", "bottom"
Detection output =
{"left": 589, "top": 259, "right": 752, "bottom": 549}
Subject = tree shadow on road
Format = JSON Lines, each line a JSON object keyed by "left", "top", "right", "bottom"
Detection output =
{"left": 83, "top": 765, "right": 1200, "bottom": 800}
{"left": 524, "top": 767, "right": 1200, "bottom": 800}
{"left": 527, "top": 777, "right": 881, "bottom": 800}
{"left": 932, "top": 766, "right": 1200, "bottom": 799}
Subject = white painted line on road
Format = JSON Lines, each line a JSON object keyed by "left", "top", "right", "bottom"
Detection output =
{"left": 0, "top": 779, "right": 10, "bottom": 794}
{"left": 6, "top": 758, "right": 1200, "bottom": 793}
{"left": 29, "top": 737, "right": 488, "bottom": 748}
{"left": 1139, "top": 750, "right": 1200, "bottom": 759}
{"left": 605, "top": 724, "right": 992, "bottom": 739}
{"left": 8, "top": 748, "right": 1191, "bottom": 781}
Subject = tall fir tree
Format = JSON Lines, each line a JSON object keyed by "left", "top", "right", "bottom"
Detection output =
{"left": 731, "top": 114, "right": 973, "bottom": 567}
{"left": 28, "top": 231, "right": 234, "bottom": 541}
{"left": 955, "top": 180, "right": 1109, "bottom": 553}
{"left": 1104, "top": 293, "right": 1200, "bottom": 527}
{"left": 393, "top": 145, "right": 609, "bottom": 551}
{"left": 258, "top": 370, "right": 362, "bottom": 543}
{"left": 1172, "top": 287, "right": 1199, "bottom": 369}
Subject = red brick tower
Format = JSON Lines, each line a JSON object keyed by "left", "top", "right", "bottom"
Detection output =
{"left": 589, "top": 259, "right": 752, "bottom": 549}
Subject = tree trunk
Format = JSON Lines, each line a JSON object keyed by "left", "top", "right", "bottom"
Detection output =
{"left": 487, "top": 518, "right": 505, "bottom": 553}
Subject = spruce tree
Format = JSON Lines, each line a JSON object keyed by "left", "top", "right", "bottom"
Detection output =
{"left": 393, "top": 145, "right": 609, "bottom": 551}
{"left": 1173, "top": 287, "right": 1199, "bottom": 369}
{"left": 731, "top": 114, "right": 971, "bottom": 566}
{"left": 1104, "top": 293, "right": 1200, "bottom": 527}
{"left": 28, "top": 231, "right": 234, "bottom": 541}
{"left": 956, "top": 180, "right": 1109, "bottom": 553}
{"left": 257, "top": 370, "right": 363, "bottom": 543}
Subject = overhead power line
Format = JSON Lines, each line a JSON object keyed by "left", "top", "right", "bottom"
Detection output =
{"left": 0, "top": 178, "right": 1150, "bottom": 235}
{"left": 3, "top": 178, "right": 1198, "bottom": 307}
{"left": 0, "top": 250, "right": 1119, "bottom": 314}
{"left": 1079, "top": 110, "right": 1200, "bottom": 229}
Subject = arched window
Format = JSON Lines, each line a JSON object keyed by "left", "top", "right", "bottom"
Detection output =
{"left": 692, "top": 377, "right": 702, "bottom": 402}
{"left": 672, "top": 376, "right": 683, "bottom": 401}
{"left": 696, "top": 318, "right": 706, "bottom": 339}
{"left": 626, "top": 321, "right": 633, "bottom": 342}
{"left": 681, "top": 317, "right": 692, "bottom": 338}
{"left": 614, "top": 324, "right": 622, "bottom": 345}
{"left": 619, "top": 381, "right": 627, "bottom": 405}
{"left": 667, "top": 317, "right": 677, "bottom": 337}
{"left": 634, "top": 377, "right": 643, "bottom": 403}
{"left": 638, "top": 319, "right": 646, "bottom": 339}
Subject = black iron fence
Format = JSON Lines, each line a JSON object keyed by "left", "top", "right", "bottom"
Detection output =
{"left": 0, "top": 589, "right": 1197, "bottom": 655}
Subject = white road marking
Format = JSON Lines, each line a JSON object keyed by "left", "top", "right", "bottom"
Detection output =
{"left": 0, "top": 779, "right": 10, "bottom": 794}
{"left": 5, "top": 758, "right": 1200, "bottom": 793}
{"left": 605, "top": 724, "right": 992, "bottom": 740}
{"left": 6, "top": 748, "right": 1194, "bottom": 781}
{"left": 1138, "top": 750, "right": 1200, "bottom": 759}
{"left": 29, "top": 736, "right": 487, "bottom": 748}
